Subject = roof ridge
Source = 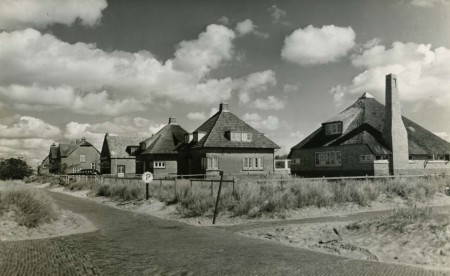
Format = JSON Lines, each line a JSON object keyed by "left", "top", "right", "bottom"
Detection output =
{"left": 202, "top": 111, "right": 222, "bottom": 147}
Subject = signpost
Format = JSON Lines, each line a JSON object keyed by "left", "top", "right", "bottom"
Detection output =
{"left": 142, "top": 172, "right": 153, "bottom": 200}
{"left": 212, "top": 171, "right": 224, "bottom": 225}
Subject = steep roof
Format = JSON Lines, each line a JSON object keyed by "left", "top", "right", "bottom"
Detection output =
{"left": 58, "top": 143, "right": 78, "bottom": 157}
{"left": 140, "top": 123, "right": 188, "bottom": 155}
{"left": 290, "top": 93, "right": 450, "bottom": 155}
{"left": 106, "top": 136, "right": 144, "bottom": 158}
{"left": 186, "top": 108, "right": 280, "bottom": 149}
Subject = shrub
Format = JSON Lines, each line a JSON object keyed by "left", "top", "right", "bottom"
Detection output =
{"left": 0, "top": 158, "right": 33, "bottom": 180}
{"left": 0, "top": 184, "right": 57, "bottom": 227}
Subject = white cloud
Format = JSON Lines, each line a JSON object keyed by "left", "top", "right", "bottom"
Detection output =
{"left": 209, "top": 107, "right": 219, "bottom": 117}
{"left": 410, "top": 0, "right": 449, "bottom": 7}
{"left": 330, "top": 42, "right": 450, "bottom": 108}
{"left": 252, "top": 96, "right": 286, "bottom": 110}
{"left": 281, "top": 25, "right": 356, "bottom": 66}
{"left": 235, "top": 70, "right": 276, "bottom": 104}
{"left": 242, "top": 113, "right": 283, "bottom": 131}
{"left": 0, "top": 0, "right": 107, "bottom": 30}
{"left": 0, "top": 115, "right": 61, "bottom": 139}
{"left": 218, "top": 16, "right": 230, "bottom": 25}
{"left": 290, "top": 131, "right": 304, "bottom": 139}
{"left": 435, "top": 132, "right": 450, "bottom": 142}
{"left": 267, "top": 5, "right": 288, "bottom": 24}
{"left": 0, "top": 26, "right": 236, "bottom": 115}
{"left": 235, "top": 19, "right": 268, "bottom": 38}
{"left": 283, "top": 84, "right": 300, "bottom": 93}
{"left": 186, "top": 112, "right": 207, "bottom": 121}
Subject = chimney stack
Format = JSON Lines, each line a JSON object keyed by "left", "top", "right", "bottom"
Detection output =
{"left": 219, "top": 103, "right": 229, "bottom": 112}
{"left": 382, "top": 74, "right": 409, "bottom": 174}
{"left": 168, "top": 117, "right": 177, "bottom": 124}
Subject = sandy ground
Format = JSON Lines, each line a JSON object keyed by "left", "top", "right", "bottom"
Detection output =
{"left": 240, "top": 208, "right": 450, "bottom": 271}
{"left": 0, "top": 182, "right": 97, "bottom": 241}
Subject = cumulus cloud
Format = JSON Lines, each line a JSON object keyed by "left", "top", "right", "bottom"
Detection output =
{"left": 330, "top": 42, "right": 450, "bottom": 108}
{"left": 242, "top": 113, "right": 283, "bottom": 131}
{"left": 268, "top": 5, "right": 288, "bottom": 25}
{"left": 0, "top": 26, "right": 236, "bottom": 115}
{"left": 218, "top": 16, "right": 230, "bottom": 25}
{"left": 410, "top": 0, "right": 449, "bottom": 7}
{"left": 235, "top": 70, "right": 276, "bottom": 104}
{"left": 0, "top": 115, "right": 61, "bottom": 139}
{"left": 283, "top": 84, "right": 300, "bottom": 93}
{"left": 235, "top": 19, "right": 268, "bottom": 38}
{"left": 0, "top": 0, "right": 107, "bottom": 30}
{"left": 281, "top": 25, "right": 356, "bottom": 66}
{"left": 251, "top": 96, "right": 286, "bottom": 110}
{"left": 186, "top": 112, "right": 207, "bottom": 121}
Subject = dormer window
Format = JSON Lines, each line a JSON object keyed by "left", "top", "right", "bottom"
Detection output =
{"left": 325, "top": 122, "right": 342, "bottom": 135}
{"left": 228, "top": 131, "right": 252, "bottom": 142}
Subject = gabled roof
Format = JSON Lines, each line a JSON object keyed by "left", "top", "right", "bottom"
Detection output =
{"left": 105, "top": 136, "right": 144, "bottom": 158}
{"left": 291, "top": 93, "right": 450, "bottom": 155}
{"left": 58, "top": 143, "right": 79, "bottom": 157}
{"left": 139, "top": 123, "right": 188, "bottom": 155}
{"left": 185, "top": 107, "right": 280, "bottom": 149}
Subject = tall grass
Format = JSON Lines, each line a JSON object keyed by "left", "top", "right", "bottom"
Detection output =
{"left": 0, "top": 182, "right": 58, "bottom": 227}
{"left": 60, "top": 175, "right": 449, "bottom": 218}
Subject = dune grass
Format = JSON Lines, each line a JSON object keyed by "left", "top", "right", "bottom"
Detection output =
{"left": 60, "top": 175, "right": 449, "bottom": 218}
{"left": 0, "top": 181, "right": 58, "bottom": 227}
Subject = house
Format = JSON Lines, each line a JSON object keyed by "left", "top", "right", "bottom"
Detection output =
{"left": 289, "top": 74, "right": 450, "bottom": 177}
{"left": 100, "top": 134, "right": 144, "bottom": 176}
{"left": 178, "top": 103, "right": 280, "bottom": 176}
{"left": 48, "top": 138, "right": 101, "bottom": 174}
{"left": 134, "top": 117, "right": 188, "bottom": 177}
{"left": 38, "top": 155, "right": 50, "bottom": 175}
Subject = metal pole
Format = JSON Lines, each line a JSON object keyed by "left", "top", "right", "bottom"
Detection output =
{"left": 146, "top": 183, "right": 149, "bottom": 200}
{"left": 212, "top": 171, "right": 224, "bottom": 225}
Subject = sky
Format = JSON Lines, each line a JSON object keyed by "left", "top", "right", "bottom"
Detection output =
{"left": 1, "top": 0, "right": 450, "bottom": 167}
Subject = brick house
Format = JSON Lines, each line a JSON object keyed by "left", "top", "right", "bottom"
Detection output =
{"left": 289, "top": 74, "right": 450, "bottom": 177}
{"left": 178, "top": 103, "right": 280, "bottom": 176}
{"left": 48, "top": 138, "right": 101, "bottom": 174}
{"left": 134, "top": 117, "right": 188, "bottom": 177}
{"left": 100, "top": 134, "right": 144, "bottom": 176}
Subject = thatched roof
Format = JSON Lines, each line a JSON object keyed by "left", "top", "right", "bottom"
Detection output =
{"left": 105, "top": 136, "right": 144, "bottom": 158}
{"left": 184, "top": 108, "right": 279, "bottom": 150}
{"left": 139, "top": 123, "right": 188, "bottom": 155}
{"left": 290, "top": 93, "right": 450, "bottom": 155}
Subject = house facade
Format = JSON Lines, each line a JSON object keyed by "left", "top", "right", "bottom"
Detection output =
{"left": 134, "top": 117, "right": 188, "bottom": 177}
{"left": 289, "top": 74, "right": 450, "bottom": 177}
{"left": 100, "top": 134, "right": 143, "bottom": 176}
{"left": 38, "top": 155, "right": 50, "bottom": 175}
{"left": 178, "top": 103, "right": 280, "bottom": 176}
{"left": 48, "top": 138, "right": 101, "bottom": 174}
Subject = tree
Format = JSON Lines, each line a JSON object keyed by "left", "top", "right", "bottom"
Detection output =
{"left": 0, "top": 158, "right": 34, "bottom": 180}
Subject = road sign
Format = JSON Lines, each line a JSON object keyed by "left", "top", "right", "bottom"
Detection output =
{"left": 142, "top": 172, "right": 153, "bottom": 184}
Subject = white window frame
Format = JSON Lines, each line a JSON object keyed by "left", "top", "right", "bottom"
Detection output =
{"left": 315, "top": 151, "right": 341, "bottom": 167}
{"left": 72, "top": 167, "right": 78, "bottom": 173}
{"left": 242, "top": 132, "right": 252, "bottom": 142}
{"left": 202, "top": 157, "right": 219, "bottom": 170}
{"left": 230, "top": 132, "right": 252, "bottom": 142}
{"left": 153, "top": 161, "right": 166, "bottom": 169}
{"left": 243, "top": 157, "right": 264, "bottom": 170}
{"left": 80, "top": 155, "right": 86, "bottom": 163}
{"left": 91, "top": 163, "right": 96, "bottom": 170}
{"left": 325, "top": 123, "right": 342, "bottom": 135}
{"left": 117, "top": 165, "right": 125, "bottom": 174}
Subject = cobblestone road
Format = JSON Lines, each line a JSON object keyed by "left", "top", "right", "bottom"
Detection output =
{"left": 1, "top": 191, "right": 449, "bottom": 275}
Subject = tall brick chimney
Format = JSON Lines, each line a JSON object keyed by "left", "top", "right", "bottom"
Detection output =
{"left": 168, "top": 117, "right": 177, "bottom": 124}
{"left": 219, "top": 103, "right": 229, "bottom": 112}
{"left": 382, "top": 74, "right": 409, "bottom": 174}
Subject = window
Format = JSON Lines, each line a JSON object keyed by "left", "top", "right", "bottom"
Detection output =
{"left": 325, "top": 123, "right": 343, "bottom": 135}
{"left": 275, "top": 160, "right": 287, "bottom": 169}
{"left": 243, "top": 157, "right": 263, "bottom": 170}
{"left": 202, "top": 157, "right": 218, "bottom": 170}
{"left": 91, "top": 163, "right": 96, "bottom": 170}
{"left": 315, "top": 151, "right": 341, "bottom": 167}
{"left": 72, "top": 167, "right": 78, "bottom": 173}
{"left": 80, "top": 155, "right": 86, "bottom": 163}
{"left": 376, "top": 155, "right": 388, "bottom": 160}
{"left": 360, "top": 155, "right": 373, "bottom": 163}
{"left": 154, "top": 161, "right": 166, "bottom": 168}
{"left": 117, "top": 165, "right": 125, "bottom": 174}
{"left": 229, "top": 132, "right": 252, "bottom": 142}
{"left": 291, "top": 158, "right": 300, "bottom": 164}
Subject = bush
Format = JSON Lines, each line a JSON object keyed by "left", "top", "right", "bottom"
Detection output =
{"left": 94, "top": 182, "right": 144, "bottom": 201}
{"left": 0, "top": 158, "right": 33, "bottom": 180}
{"left": 0, "top": 183, "right": 57, "bottom": 227}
